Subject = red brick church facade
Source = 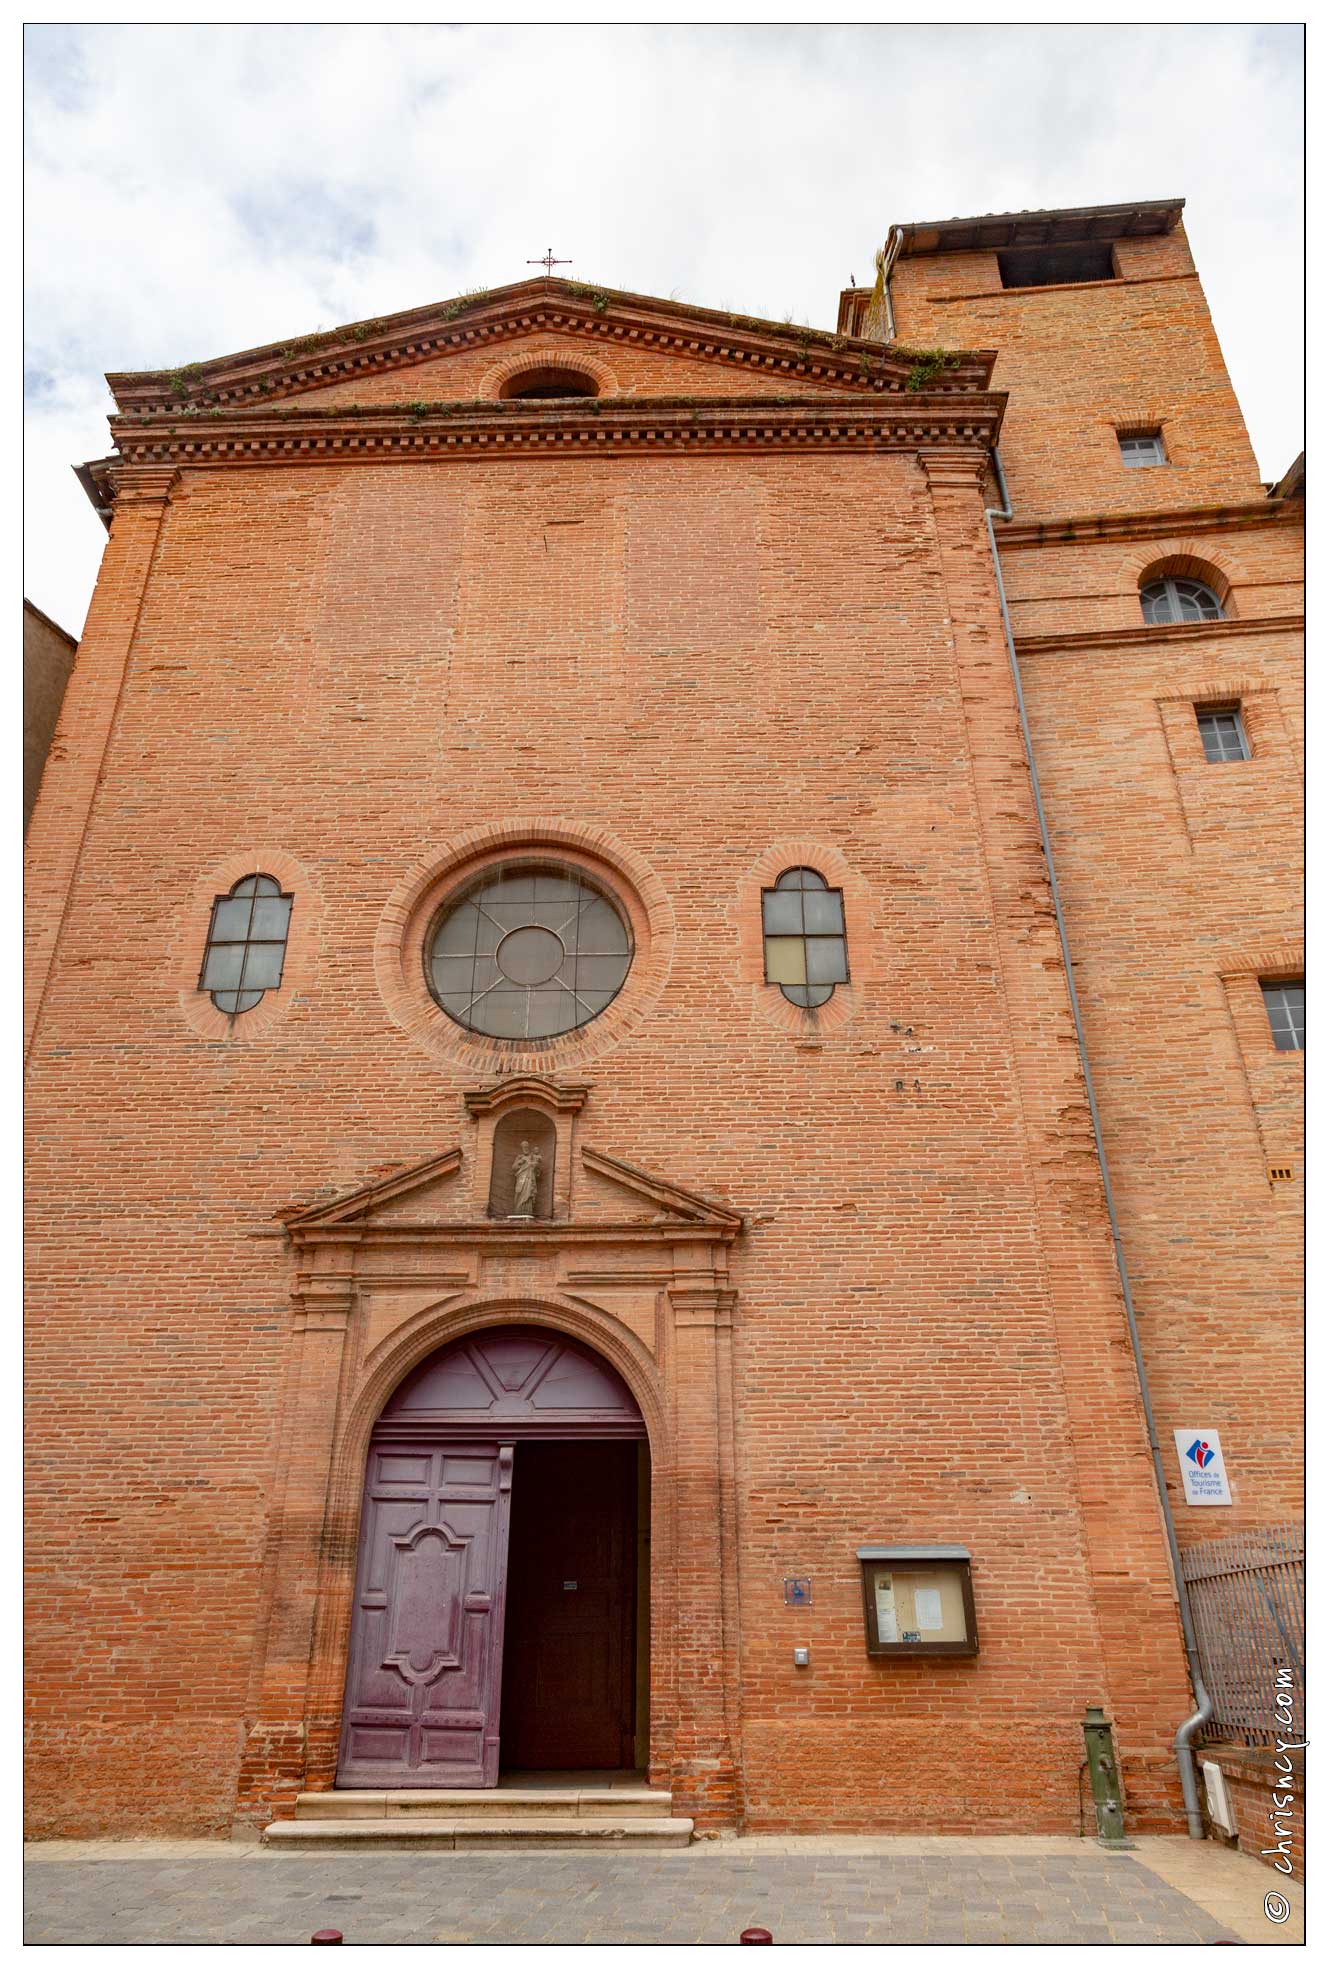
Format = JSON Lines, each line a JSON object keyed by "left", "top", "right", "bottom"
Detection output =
{"left": 25, "top": 198, "right": 1302, "bottom": 1841}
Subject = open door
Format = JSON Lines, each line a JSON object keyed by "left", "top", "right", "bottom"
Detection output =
{"left": 337, "top": 1328, "right": 646, "bottom": 1789}
{"left": 500, "top": 1440, "right": 639, "bottom": 1769}
{"left": 337, "top": 1442, "right": 512, "bottom": 1787}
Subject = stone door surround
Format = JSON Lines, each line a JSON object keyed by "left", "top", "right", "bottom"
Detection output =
{"left": 235, "top": 1074, "right": 744, "bottom": 1829}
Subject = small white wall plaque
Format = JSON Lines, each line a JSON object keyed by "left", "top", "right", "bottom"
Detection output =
{"left": 1173, "top": 1428, "right": 1233, "bottom": 1506}
{"left": 1201, "top": 1759, "right": 1237, "bottom": 1835}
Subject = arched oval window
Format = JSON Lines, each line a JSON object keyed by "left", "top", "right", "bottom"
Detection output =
{"left": 199, "top": 874, "right": 293, "bottom": 1015}
{"left": 1140, "top": 576, "right": 1225, "bottom": 625}
{"left": 761, "top": 867, "right": 848, "bottom": 1008}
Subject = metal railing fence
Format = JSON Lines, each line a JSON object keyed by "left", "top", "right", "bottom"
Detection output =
{"left": 1179, "top": 1522, "right": 1304, "bottom": 1747}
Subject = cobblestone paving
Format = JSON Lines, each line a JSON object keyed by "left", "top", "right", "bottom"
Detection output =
{"left": 24, "top": 1845, "right": 1240, "bottom": 1945}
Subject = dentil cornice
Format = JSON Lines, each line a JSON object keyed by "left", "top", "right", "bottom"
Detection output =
{"left": 104, "top": 276, "right": 997, "bottom": 414}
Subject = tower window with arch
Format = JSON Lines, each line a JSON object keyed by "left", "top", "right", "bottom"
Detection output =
{"left": 1140, "top": 575, "right": 1225, "bottom": 625}
{"left": 1261, "top": 980, "right": 1304, "bottom": 1054}
{"left": 762, "top": 867, "right": 848, "bottom": 1008}
{"left": 199, "top": 873, "right": 293, "bottom": 1015}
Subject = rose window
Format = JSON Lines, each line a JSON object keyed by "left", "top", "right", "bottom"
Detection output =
{"left": 426, "top": 864, "right": 633, "bottom": 1040}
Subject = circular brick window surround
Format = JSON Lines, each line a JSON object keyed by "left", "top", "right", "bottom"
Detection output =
{"left": 426, "top": 863, "right": 633, "bottom": 1040}
{"left": 376, "top": 823, "right": 673, "bottom": 1071}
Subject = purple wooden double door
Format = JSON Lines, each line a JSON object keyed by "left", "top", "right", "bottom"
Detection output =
{"left": 337, "top": 1327, "right": 645, "bottom": 1789}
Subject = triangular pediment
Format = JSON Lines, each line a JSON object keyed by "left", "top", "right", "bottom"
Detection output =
{"left": 280, "top": 1140, "right": 741, "bottom": 1239}
{"left": 578, "top": 1148, "right": 741, "bottom": 1229}
{"left": 285, "top": 325, "right": 839, "bottom": 409}
{"left": 106, "top": 276, "right": 995, "bottom": 418}
{"left": 282, "top": 1148, "right": 465, "bottom": 1230}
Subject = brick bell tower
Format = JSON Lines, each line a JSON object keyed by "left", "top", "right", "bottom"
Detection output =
{"left": 25, "top": 227, "right": 1241, "bottom": 1842}
{"left": 843, "top": 198, "right": 1303, "bottom": 1857}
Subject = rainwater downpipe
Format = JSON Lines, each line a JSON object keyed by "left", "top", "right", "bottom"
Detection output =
{"left": 877, "top": 226, "right": 905, "bottom": 342}
{"left": 982, "top": 445, "right": 1212, "bottom": 1838}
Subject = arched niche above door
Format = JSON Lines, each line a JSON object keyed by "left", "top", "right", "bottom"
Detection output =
{"left": 488, "top": 1110, "right": 555, "bottom": 1219}
{"left": 377, "top": 1325, "right": 647, "bottom": 1441}
{"left": 464, "top": 1074, "right": 589, "bottom": 1219}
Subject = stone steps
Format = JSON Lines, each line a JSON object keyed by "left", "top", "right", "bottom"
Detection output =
{"left": 262, "top": 1781, "right": 692, "bottom": 1850}
{"left": 290, "top": 1785, "right": 675, "bottom": 1820}
{"left": 263, "top": 1814, "right": 694, "bottom": 1850}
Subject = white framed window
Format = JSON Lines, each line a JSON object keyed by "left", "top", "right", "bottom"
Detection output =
{"left": 1195, "top": 705, "right": 1251, "bottom": 763}
{"left": 1141, "top": 577, "right": 1225, "bottom": 625}
{"left": 1119, "top": 431, "right": 1166, "bottom": 467}
{"left": 1261, "top": 981, "right": 1304, "bottom": 1053}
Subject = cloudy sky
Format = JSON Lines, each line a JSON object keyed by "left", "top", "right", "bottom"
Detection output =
{"left": 24, "top": 21, "right": 1303, "bottom": 636}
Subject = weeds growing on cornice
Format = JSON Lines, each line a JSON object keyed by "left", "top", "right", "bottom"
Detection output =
{"left": 897, "top": 347, "right": 962, "bottom": 391}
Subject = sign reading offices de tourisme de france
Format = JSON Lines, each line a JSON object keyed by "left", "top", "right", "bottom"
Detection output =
{"left": 1173, "top": 1427, "right": 1233, "bottom": 1506}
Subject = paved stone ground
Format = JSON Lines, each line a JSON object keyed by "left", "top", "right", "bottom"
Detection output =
{"left": 23, "top": 1835, "right": 1278, "bottom": 1946}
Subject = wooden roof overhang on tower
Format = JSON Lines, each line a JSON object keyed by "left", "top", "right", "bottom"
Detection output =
{"left": 892, "top": 196, "right": 1185, "bottom": 258}
{"left": 835, "top": 197, "right": 1187, "bottom": 337}
{"left": 77, "top": 276, "right": 1004, "bottom": 517}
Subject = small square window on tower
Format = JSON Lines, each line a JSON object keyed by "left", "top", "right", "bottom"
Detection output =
{"left": 1118, "top": 430, "right": 1167, "bottom": 467}
{"left": 1195, "top": 704, "right": 1251, "bottom": 762}
{"left": 1261, "top": 980, "right": 1304, "bottom": 1053}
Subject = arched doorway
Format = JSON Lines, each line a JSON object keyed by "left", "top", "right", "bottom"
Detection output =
{"left": 336, "top": 1325, "right": 648, "bottom": 1789}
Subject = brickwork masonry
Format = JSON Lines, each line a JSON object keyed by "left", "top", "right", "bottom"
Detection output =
{"left": 25, "top": 243, "right": 1299, "bottom": 1839}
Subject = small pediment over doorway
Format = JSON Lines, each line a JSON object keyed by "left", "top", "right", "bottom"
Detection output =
{"left": 576, "top": 1147, "right": 742, "bottom": 1229}
{"left": 279, "top": 1082, "right": 741, "bottom": 1372}
{"left": 281, "top": 1074, "right": 741, "bottom": 1244}
{"left": 279, "top": 1138, "right": 741, "bottom": 1243}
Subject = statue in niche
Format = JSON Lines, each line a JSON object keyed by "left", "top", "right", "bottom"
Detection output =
{"left": 488, "top": 1108, "right": 556, "bottom": 1219}
{"left": 511, "top": 1139, "right": 543, "bottom": 1218}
